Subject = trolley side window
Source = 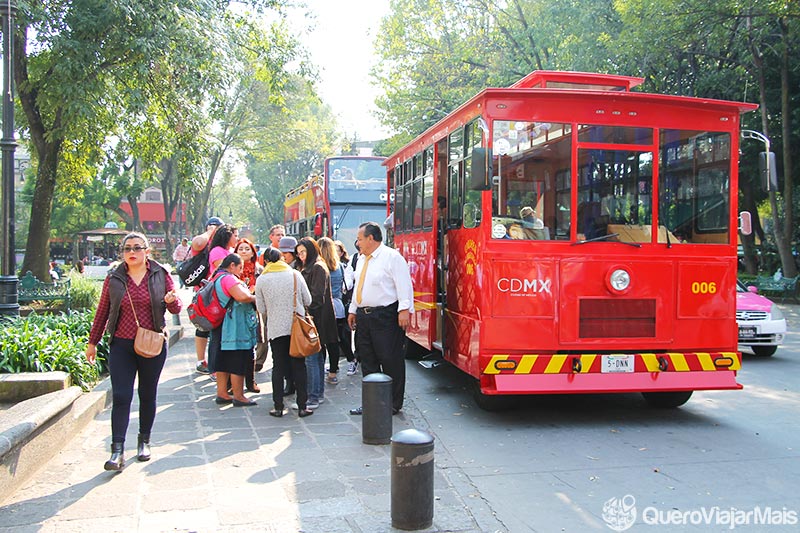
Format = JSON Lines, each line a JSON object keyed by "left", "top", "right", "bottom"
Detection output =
{"left": 658, "top": 131, "right": 731, "bottom": 244}
{"left": 491, "top": 121, "right": 572, "bottom": 240}
{"left": 576, "top": 149, "right": 654, "bottom": 243}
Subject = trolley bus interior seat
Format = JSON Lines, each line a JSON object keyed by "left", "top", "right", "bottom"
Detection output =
{"left": 606, "top": 224, "right": 680, "bottom": 244}
{"left": 508, "top": 224, "right": 550, "bottom": 240}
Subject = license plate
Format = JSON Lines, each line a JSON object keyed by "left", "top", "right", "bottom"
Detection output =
{"left": 739, "top": 326, "right": 757, "bottom": 339}
{"left": 601, "top": 355, "right": 634, "bottom": 373}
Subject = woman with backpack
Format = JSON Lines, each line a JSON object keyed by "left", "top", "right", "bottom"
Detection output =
{"left": 85, "top": 232, "right": 182, "bottom": 471}
{"left": 208, "top": 254, "right": 258, "bottom": 407}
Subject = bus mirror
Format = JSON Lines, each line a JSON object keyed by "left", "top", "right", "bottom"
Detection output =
{"left": 470, "top": 148, "right": 493, "bottom": 191}
{"left": 739, "top": 211, "right": 752, "bottom": 236}
{"left": 313, "top": 214, "right": 323, "bottom": 237}
{"left": 759, "top": 151, "right": 778, "bottom": 190}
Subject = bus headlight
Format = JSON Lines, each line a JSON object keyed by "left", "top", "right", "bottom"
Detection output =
{"left": 609, "top": 269, "right": 631, "bottom": 291}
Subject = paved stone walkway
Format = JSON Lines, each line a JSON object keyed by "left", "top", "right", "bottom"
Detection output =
{"left": 0, "top": 324, "right": 493, "bottom": 532}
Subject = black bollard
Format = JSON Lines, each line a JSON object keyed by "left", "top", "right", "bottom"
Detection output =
{"left": 391, "top": 429, "right": 434, "bottom": 530}
{"left": 361, "top": 372, "right": 393, "bottom": 444}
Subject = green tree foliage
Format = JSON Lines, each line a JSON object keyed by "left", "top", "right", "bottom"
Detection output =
{"left": 15, "top": 0, "right": 240, "bottom": 279}
{"left": 612, "top": 0, "right": 799, "bottom": 276}
{"left": 373, "top": 0, "right": 800, "bottom": 276}
{"left": 246, "top": 74, "right": 339, "bottom": 231}
{"left": 373, "top": 0, "right": 622, "bottom": 135}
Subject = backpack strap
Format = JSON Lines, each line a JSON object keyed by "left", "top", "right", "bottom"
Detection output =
{"left": 212, "top": 272, "right": 234, "bottom": 308}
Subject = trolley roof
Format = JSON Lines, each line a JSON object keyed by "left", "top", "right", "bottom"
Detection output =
{"left": 386, "top": 70, "right": 758, "bottom": 166}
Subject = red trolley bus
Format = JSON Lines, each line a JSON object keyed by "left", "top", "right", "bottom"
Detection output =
{"left": 387, "top": 70, "right": 757, "bottom": 409}
{"left": 285, "top": 156, "right": 388, "bottom": 255}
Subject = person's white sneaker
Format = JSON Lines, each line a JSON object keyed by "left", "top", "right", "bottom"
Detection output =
{"left": 346, "top": 361, "right": 358, "bottom": 375}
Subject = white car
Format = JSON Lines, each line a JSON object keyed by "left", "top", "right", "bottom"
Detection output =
{"left": 736, "top": 280, "right": 787, "bottom": 356}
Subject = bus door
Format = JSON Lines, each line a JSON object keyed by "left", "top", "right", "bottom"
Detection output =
{"left": 434, "top": 139, "right": 448, "bottom": 351}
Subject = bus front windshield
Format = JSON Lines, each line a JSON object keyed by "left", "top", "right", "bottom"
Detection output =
{"left": 330, "top": 205, "right": 389, "bottom": 256}
{"left": 490, "top": 121, "right": 732, "bottom": 245}
{"left": 328, "top": 158, "right": 387, "bottom": 204}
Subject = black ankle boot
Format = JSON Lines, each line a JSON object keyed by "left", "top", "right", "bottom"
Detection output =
{"left": 104, "top": 442, "right": 125, "bottom": 471}
{"left": 137, "top": 434, "right": 151, "bottom": 462}
{"left": 283, "top": 379, "right": 296, "bottom": 396}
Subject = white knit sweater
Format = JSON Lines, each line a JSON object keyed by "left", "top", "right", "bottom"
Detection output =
{"left": 254, "top": 269, "right": 312, "bottom": 341}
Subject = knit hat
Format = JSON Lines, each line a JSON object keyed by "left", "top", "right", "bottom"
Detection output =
{"left": 278, "top": 236, "right": 298, "bottom": 253}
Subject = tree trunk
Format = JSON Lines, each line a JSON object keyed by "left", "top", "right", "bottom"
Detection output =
{"left": 778, "top": 18, "right": 796, "bottom": 277}
{"left": 159, "top": 157, "right": 181, "bottom": 255}
{"left": 750, "top": 29, "right": 788, "bottom": 277}
{"left": 15, "top": 23, "right": 63, "bottom": 281}
{"left": 739, "top": 180, "right": 759, "bottom": 275}
{"left": 20, "top": 146, "right": 60, "bottom": 280}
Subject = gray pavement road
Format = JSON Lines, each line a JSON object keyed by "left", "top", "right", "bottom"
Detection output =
{"left": 2, "top": 300, "right": 799, "bottom": 532}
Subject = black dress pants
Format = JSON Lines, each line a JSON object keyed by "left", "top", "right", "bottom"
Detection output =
{"left": 354, "top": 303, "right": 406, "bottom": 410}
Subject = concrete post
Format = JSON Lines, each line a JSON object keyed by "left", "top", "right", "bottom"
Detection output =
{"left": 391, "top": 429, "right": 434, "bottom": 530}
{"left": 361, "top": 372, "right": 392, "bottom": 444}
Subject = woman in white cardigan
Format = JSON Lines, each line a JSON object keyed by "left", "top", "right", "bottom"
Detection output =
{"left": 255, "top": 247, "right": 313, "bottom": 417}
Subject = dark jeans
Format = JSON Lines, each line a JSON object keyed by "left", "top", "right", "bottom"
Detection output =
{"left": 354, "top": 303, "right": 406, "bottom": 410}
{"left": 109, "top": 337, "right": 166, "bottom": 443}
{"left": 270, "top": 335, "right": 308, "bottom": 410}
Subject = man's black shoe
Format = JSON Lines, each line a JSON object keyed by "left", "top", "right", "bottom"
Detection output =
{"left": 349, "top": 406, "right": 363, "bottom": 415}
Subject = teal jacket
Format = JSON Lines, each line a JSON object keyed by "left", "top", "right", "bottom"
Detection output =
{"left": 219, "top": 279, "right": 257, "bottom": 351}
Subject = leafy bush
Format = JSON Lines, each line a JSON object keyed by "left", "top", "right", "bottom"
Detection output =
{"left": 0, "top": 310, "right": 108, "bottom": 391}
{"left": 67, "top": 271, "right": 102, "bottom": 311}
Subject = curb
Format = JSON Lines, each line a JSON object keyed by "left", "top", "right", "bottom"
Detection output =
{"left": 0, "top": 325, "right": 182, "bottom": 504}
{"left": 0, "top": 380, "right": 111, "bottom": 503}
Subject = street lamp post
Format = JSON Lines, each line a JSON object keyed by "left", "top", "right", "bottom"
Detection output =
{"left": 0, "top": 0, "right": 18, "bottom": 316}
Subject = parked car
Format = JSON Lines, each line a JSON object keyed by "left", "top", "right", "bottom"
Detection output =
{"left": 736, "top": 279, "right": 787, "bottom": 356}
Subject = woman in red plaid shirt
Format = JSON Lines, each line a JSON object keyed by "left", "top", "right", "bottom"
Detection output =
{"left": 85, "top": 232, "right": 183, "bottom": 472}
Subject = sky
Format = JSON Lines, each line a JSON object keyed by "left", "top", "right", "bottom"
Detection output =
{"left": 286, "top": 0, "right": 392, "bottom": 142}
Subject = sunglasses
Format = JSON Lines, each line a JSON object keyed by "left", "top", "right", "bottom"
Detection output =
{"left": 122, "top": 245, "right": 148, "bottom": 253}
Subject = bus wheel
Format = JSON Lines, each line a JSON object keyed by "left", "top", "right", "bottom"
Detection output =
{"left": 641, "top": 391, "right": 693, "bottom": 408}
{"left": 404, "top": 338, "right": 429, "bottom": 360}
{"left": 471, "top": 380, "right": 518, "bottom": 411}
{"left": 752, "top": 345, "right": 777, "bottom": 357}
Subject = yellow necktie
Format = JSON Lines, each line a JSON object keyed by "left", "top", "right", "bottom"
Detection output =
{"left": 356, "top": 254, "right": 372, "bottom": 305}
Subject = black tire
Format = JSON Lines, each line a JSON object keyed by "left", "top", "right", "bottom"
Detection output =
{"left": 642, "top": 391, "right": 693, "bottom": 408}
{"left": 472, "top": 379, "right": 519, "bottom": 411}
{"left": 751, "top": 345, "right": 777, "bottom": 357}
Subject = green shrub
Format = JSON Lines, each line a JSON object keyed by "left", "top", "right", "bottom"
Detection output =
{"left": 0, "top": 310, "right": 108, "bottom": 391}
{"left": 67, "top": 271, "right": 102, "bottom": 311}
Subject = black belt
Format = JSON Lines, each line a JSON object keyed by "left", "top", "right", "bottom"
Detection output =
{"left": 357, "top": 301, "right": 398, "bottom": 314}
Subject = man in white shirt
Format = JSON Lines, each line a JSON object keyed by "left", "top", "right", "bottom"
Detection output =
{"left": 347, "top": 222, "right": 414, "bottom": 415}
{"left": 172, "top": 238, "right": 191, "bottom": 288}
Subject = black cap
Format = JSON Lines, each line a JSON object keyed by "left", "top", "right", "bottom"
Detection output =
{"left": 206, "top": 216, "right": 224, "bottom": 227}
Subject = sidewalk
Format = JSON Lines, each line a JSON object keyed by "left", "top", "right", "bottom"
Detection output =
{"left": 0, "top": 298, "right": 494, "bottom": 532}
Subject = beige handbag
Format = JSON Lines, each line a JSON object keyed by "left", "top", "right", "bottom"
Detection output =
{"left": 128, "top": 291, "right": 166, "bottom": 358}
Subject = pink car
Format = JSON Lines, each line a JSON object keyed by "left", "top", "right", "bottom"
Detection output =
{"left": 736, "top": 280, "right": 787, "bottom": 356}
